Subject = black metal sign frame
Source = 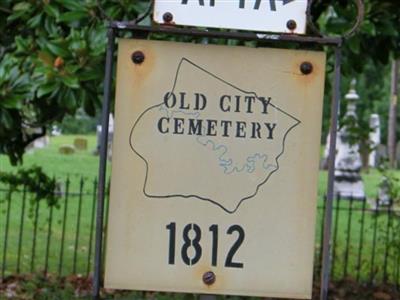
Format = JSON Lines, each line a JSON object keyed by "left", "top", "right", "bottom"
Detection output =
{"left": 92, "top": 2, "right": 364, "bottom": 299}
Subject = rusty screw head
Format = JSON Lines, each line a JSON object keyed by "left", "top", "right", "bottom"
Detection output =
{"left": 131, "top": 51, "right": 145, "bottom": 64}
{"left": 300, "top": 62, "right": 313, "bottom": 75}
{"left": 286, "top": 19, "right": 297, "bottom": 31}
{"left": 163, "top": 12, "right": 173, "bottom": 23}
{"left": 202, "top": 271, "right": 216, "bottom": 286}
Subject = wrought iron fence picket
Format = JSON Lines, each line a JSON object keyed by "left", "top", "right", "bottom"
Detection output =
{"left": 58, "top": 177, "right": 70, "bottom": 276}
{"left": 370, "top": 199, "right": 379, "bottom": 284}
{"left": 331, "top": 194, "right": 341, "bottom": 278}
{"left": 317, "top": 195, "right": 326, "bottom": 276}
{"left": 73, "top": 177, "right": 84, "bottom": 274}
{"left": 87, "top": 178, "right": 97, "bottom": 277}
{"left": 356, "top": 198, "right": 367, "bottom": 282}
{"left": 44, "top": 204, "right": 54, "bottom": 275}
{"left": 343, "top": 196, "right": 354, "bottom": 278}
{"left": 383, "top": 205, "right": 392, "bottom": 282}
{"left": 1, "top": 186, "right": 12, "bottom": 281}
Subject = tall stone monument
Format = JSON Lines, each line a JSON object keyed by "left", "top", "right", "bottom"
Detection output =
{"left": 333, "top": 79, "right": 365, "bottom": 199}
{"left": 368, "top": 114, "right": 381, "bottom": 168}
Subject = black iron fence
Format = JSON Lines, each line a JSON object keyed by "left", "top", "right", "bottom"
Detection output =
{"left": 314, "top": 195, "right": 400, "bottom": 287}
{"left": 1, "top": 179, "right": 400, "bottom": 288}
{"left": 0, "top": 177, "right": 110, "bottom": 279}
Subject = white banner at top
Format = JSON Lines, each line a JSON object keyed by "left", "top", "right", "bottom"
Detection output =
{"left": 153, "top": 0, "right": 307, "bottom": 34}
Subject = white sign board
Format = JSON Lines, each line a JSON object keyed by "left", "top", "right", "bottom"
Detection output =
{"left": 154, "top": 0, "right": 307, "bottom": 34}
{"left": 105, "top": 39, "right": 326, "bottom": 299}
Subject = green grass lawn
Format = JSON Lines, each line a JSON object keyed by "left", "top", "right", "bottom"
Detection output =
{"left": 0, "top": 135, "right": 107, "bottom": 277}
{"left": 0, "top": 134, "right": 102, "bottom": 183}
{"left": 0, "top": 135, "right": 399, "bottom": 286}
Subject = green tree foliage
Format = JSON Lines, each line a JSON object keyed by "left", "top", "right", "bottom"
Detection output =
{"left": 0, "top": 0, "right": 148, "bottom": 164}
{"left": 0, "top": 0, "right": 399, "bottom": 165}
{"left": 313, "top": 1, "right": 400, "bottom": 68}
{"left": 311, "top": 1, "right": 399, "bottom": 151}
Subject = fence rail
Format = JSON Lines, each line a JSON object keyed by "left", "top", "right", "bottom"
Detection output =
{"left": 1, "top": 178, "right": 400, "bottom": 289}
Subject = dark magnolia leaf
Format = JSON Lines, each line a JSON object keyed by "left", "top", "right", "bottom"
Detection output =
{"left": 1, "top": 95, "right": 24, "bottom": 109}
{"left": 37, "top": 50, "right": 55, "bottom": 66}
{"left": 7, "top": 10, "right": 27, "bottom": 22}
{"left": 63, "top": 89, "right": 77, "bottom": 112}
{"left": 64, "top": 64, "right": 80, "bottom": 74}
{"left": 69, "top": 40, "right": 88, "bottom": 53}
{"left": 104, "top": 6, "right": 122, "bottom": 20}
{"left": 347, "top": 36, "right": 360, "bottom": 55}
{"left": 44, "top": 17, "right": 60, "bottom": 36}
{"left": 325, "top": 18, "right": 349, "bottom": 35}
{"left": 61, "top": 76, "right": 79, "bottom": 88}
{"left": 79, "top": 69, "right": 100, "bottom": 81}
{"left": 59, "top": 11, "right": 88, "bottom": 23}
{"left": 13, "top": 2, "right": 32, "bottom": 12}
{"left": 43, "top": 4, "right": 60, "bottom": 19}
{"left": 46, "top": 42, "right": 69, "bottom": 58}
{"left": 37, "top": 81, "right": 60, "bottom": 98}
{"left": 132, "top": 1, "right": 149, "bottom": 13}
{"left": 83, "top": 92, "right": 96, "bottom": 117}
{"left": 376, "top": 18, "right": 398, "bottom": 36}
{"left": 14, "top": 36, "right": 30, "bottom": 52}
{"left": 27, "top": 12, "right": 43, "bottom": 28}
{"left": 55, "top": 0, "right": 85, "bottom": 11}
{"left": 8, "top": 66, "right": 20, "bottom": 83}
{"left": 11, "top": 73, "right": 30, "bottom": 89}
{"left": 361, "top": 20, "right": 376, "bottom": 36}
{"left": 0, "top": 109, "right": 14, "bottom": 129}
{"left": 88, "top": 26, "right": 107, "bottom": 56}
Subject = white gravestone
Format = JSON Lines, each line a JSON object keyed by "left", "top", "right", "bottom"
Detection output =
{"left": 24, "top": 127, "right": 49, "bottom": 152}
{"left": 95, "top": 113, "right": 114, "bottom": 157}
{"left": 33, "top": 136, "right": 49, "bottom": 149}
{"left": 368, "top": 114, "right": 381, "bottom": 168}
{"left": 377, "top": 178, "right": 392, "bottom": 206}
{"left": 333, "top": 80, "right": 365, "bottom": 199}
{"left": 321, "top": 132, "right": 330, "bottom": 170}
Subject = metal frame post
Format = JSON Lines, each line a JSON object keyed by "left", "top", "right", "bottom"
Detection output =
{"left": 320, "top": 45, "right": 342, "bottom": 300}
{"left": 93, "top": 26, "right": 116, "bottom": 300}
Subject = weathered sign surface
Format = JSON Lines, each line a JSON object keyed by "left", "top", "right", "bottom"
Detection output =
{"left": 105, "top": 39, "right": 326, "bottom": 299}
{"left": 153, "top": 0, "right": 307, "bottom": 34}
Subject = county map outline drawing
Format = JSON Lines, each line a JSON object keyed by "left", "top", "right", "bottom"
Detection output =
{"left": 128, "top": 58, "right": 301, "bottom": 214}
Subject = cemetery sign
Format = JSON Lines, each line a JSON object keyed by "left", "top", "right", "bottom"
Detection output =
{"left": 153, "top": 0, "right": 308, "bottom": 34}
{"left": 104, "top": 39, "right": 326, "bottom": 299}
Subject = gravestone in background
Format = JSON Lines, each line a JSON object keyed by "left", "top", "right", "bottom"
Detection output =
{"left": 33, "top": 136, "right": 50, "bottom": 149}
{"left": 25, "top": 127, "right": 49, "bottom": 152}
{"left": 333, "top": 80, "right": 365, "bottom": 200}
{"left": 368, "top": 114, "right": 381, "bottom": 168}
{"left": 321, "top": 133, "right": 330, "bottom": 170}
{"left": 74, "top": 138, "right": 88, "bottom": 151}
{"left": 376, "top": 144, "right": 388, "bottom": 164}
{"left": 377, "top": 178, "right": 392, "bottom": 206}
{"left": 59, "top": 145, "right": 75, "bottom": 155}
{"left": 95, "top": 113, "right": 114, "bottom": 155}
